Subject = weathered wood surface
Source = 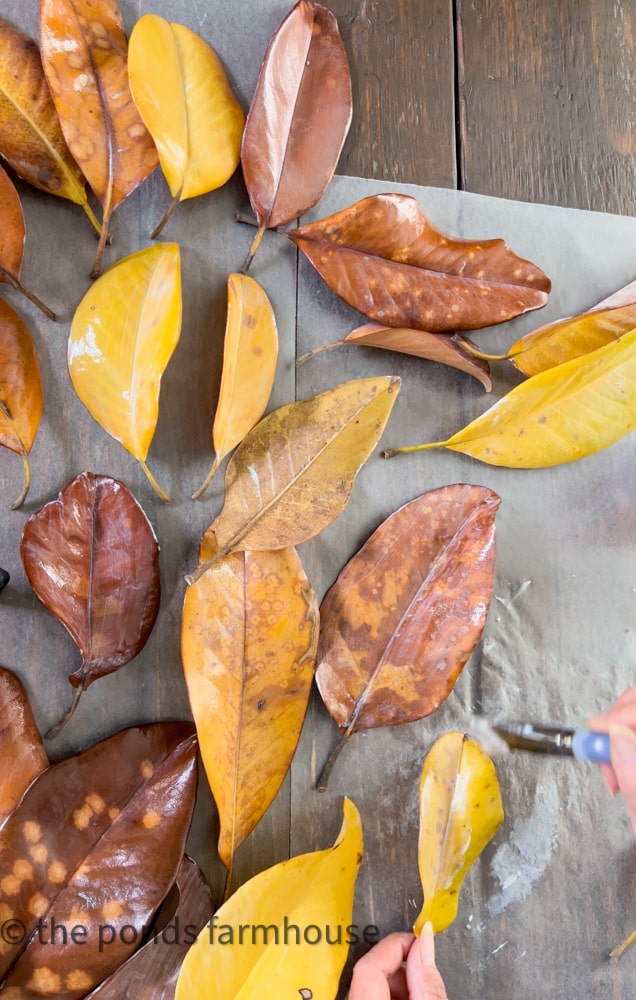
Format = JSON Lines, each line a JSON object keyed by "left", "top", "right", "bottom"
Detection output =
{"left": 0, "top": 2, "right": 635, "bottom": 1000}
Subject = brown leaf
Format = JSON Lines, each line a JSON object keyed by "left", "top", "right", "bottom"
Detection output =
{"left": 241, "top": 0, "right": 352, "bottom": 267}
{"left": 289, "top": 193, "right": 550, "bottom": 331}
{"left": 315, "top": 485, "right": 501, "bottom": 788}
{"left": 0, "top": 666, "right": 48, "bottom": 827}
{"left": 0, "top": 161, "right": 24, "bottom": 284}
{"left": 0, "top": 721, "right": 197, "bottom": 998}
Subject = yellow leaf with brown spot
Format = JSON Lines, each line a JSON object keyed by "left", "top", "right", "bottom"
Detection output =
{"left": 414, "top": 732, "right": 503, "bottom": 934}
{"left": 0, "top": 298, "right": 43, "bottom": 509}
{"left": 182, "top": 526, "right": 318, "bottom": 874}
{"left": 175, "top": 798, "right": 363, "bottom": 1000}
{"left": 0, "top": 668, "right": 48, "bottom": 827}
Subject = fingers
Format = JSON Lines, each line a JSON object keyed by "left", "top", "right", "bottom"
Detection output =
{"left": 589, "top": 687, "right": 636, "bottom": 729}
{"left": 347, "top": 932, "right": 413, "bottom": 1000}
{"left": 406, "top": 923, "right": 449, "bottom": 1000}
{"left": 589, "top": 688, "right": 636, "bottom": 832}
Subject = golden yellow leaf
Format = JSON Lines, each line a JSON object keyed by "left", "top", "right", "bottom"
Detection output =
{"left": 128, "top": 14, "right": 245, "bottom": 236}
{"left": 175, "top": 798, "right": 363, "bottom": 1000}
{"left": 414, "top": 732, "right": 503, "bottom": 935}
{"left": 182, "top": 528, "right": 318, "bottom": 876}
{"left": 68, "top": 243, "right": 182, "bottom": 501}
{"left": 192, "top": 273, "right": 278, "bottom": 499}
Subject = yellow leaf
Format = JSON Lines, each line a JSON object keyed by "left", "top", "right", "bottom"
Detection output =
{"left": 175, "top": 798, "right": 363, "bottom": 1000}
{"left": 182, "top": 528, "right": 319, "bottom": 875}
{"left": 414, "top": 732, "right": 503, "bottom": 935}
{"left": 128, "top": 14, "right": 245, "bottom": 236}
{"left": 192, "top": 274, "right": 278, "bottom": 499}
{"left": 68, "top": 243, "right": 182, "bottom": 501}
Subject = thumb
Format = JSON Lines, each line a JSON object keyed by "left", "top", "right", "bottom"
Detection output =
{"left": 406, "top": 922, "right": 449, "bottom": 1000}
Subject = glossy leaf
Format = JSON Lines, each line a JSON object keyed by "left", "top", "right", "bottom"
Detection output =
{"left": 315, "top": 486, "right": 500, "bottom": 788}
{"left": 0, "top": 666, "right": 48, "bottom": 826}
{"left": 68, "top": 243, "right": 182, "bottom": 501}
{"left": 241, "top": 0, "right": 352, "bottom": 268}
{"left": 193, "top": 273, "right": 279, "bottom": 499}
{"left": 0, "top": 721, "right": 197, "bottom": 997}
{"left": 128, "top": 14, "right": 245, "bottom": 237}
{"left": 0, "top": 17, "right": 99, "bottom": 232}
{"left": 85, "top": 856, "right": 213, "bottom": 1000}
{"left": 40, "top": 0, "right": 159, "bottom": 275}
{"left": 0, "top": 162, "right": 56, "bottom": 320}
{"left": 414, "top": 732, "right": 503, "bottom": 934}
{"left": 288, "top": 193, "right": 550, "bottom": 331}
{"left": 385, "top": 329, "right": 636, "bottom": 467}
{"left": 182, "top": 527, "right": 319, "bottom": 875}
{"left": 0, "top": 298, "right": 44, "bottom": 509}
{"left": 20, "top": 472, "right": 160, "bottom": 734}
{"left": 188, "top": 376, "right": 400, "bottom": 580}
{"left": 175, "top": 798, "right": 362, "bottom": 1000}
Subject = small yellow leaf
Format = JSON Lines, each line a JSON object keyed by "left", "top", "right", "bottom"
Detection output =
{"left": 414, "top": 732, "right": 503, "bottom": 935}
{"left": 175, "top": 798, "right": 363, "bottom": 1000}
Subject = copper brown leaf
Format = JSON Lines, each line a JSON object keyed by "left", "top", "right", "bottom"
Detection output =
{"left": 315, "top": 485, "right": 501, "bottom": 788}
{"left": 288, "top": 193, "right": 551, "bottom": 331}
{"left": 0, "top": 666, "right": 48, "bottom": 827}
{"left": 241, "top": 0, "right": 352, "bottom": 268}
{"left": 0, "top": 162, "right": 56, "bottom": 320}
{"left": 20, "top": 472, "right": 160, "bottom": 735}
{"left": 0, "top": 721, "right": 197, "bottom": 998}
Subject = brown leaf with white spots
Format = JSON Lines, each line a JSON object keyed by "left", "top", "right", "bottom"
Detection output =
{"left": 0, "top": 667, "right": 48, "bottom": 827}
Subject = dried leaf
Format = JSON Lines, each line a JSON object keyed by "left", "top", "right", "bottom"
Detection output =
{"left": 315, "top": 486, "right": 500, "bottom": 788}
{"left": 20, "top": 472, "right": 160, "bottom": 735}
{"left": 384, "top": 329, "right": 636, "bottom": 467}
{"left": 0, "top": 162, "right": 56, "bottom": 319}
{"left": 188, "top": 375, "right": 400, "bottom": 579}
{"left": 0, "top": 16, "right": 99, "bottom": 232}
{"left": 288, "top": 193, "right": 550, "bottom": 331}
{"left": 182, "top": 528, "right": 318, "bottom": 874}
{"left": 0, "top": 298, "right": 43, "bottom": 508}
{"left": 0, "top": 666, "right": 48, "bottom": 826}
{"left": 0, "top": 721, "right": 197, "bottom": 997}
{"left": 241, "top": 0, "right": 352, "bottom": 268}
{"left": 175, "top": 798, "right": 362, "bottom": 1000}
{"left": 128, "top": 14, "right": 245, "bottom": 237}
{"left": 85, "top": 856, "right": 214, "bottom": 999}
{"left": 193, "top": 273, "right": 279, "bottom": 499}
{"left": 414, "top": 732, "right": 503, "bottom": 934}
{"left": 40, "top": 0, "right": 159, "bottom": 275}
{"left": 68, "top": 242, "right": 182, "bottom": 501}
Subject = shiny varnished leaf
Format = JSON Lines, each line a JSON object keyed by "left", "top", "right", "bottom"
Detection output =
{"left": 0, "top": 667, "right": 48, "bottom": 826}
{"left": 414, "top": 732, "right": 503, "bottom": 934}
{"left": 0, "top": 163, "right": 56, "bottom": 320}
{"left": 175, "top": 798, "right": 362, "bottom": 1000}
{"left": 129, "top": 14, "right": 245, "bottom": 237}
{"left": 68, "top": 243, "right": 182, "bottom": 501}
{"left": 182, "top": 528, "right": 318, "bottom": 875}
{"left": 0, "top": 298, "right": 43, "bottom": 509}
{"left": 289, "top": 193, "right": 550, "bottom": 331}
{"left": 315, "top": 486, "right": 500, "bottom": 788}
{"left": 0, "top": 722, "right": 197, "bottom": 997}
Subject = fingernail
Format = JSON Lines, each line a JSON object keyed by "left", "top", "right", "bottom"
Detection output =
{"left": 418, "top": 921, "right": 436, "bottom": 966}
{"left": 610, "top": 724, "right": 636, "bottom": 761}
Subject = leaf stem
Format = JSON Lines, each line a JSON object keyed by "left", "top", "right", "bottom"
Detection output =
{"left": 240, "top": 223, "right": 267, "bottom": 274}
{"left": 151, "top": 188, "right": 182, "bottom": 240}
{"left": 45, "top": 681, "right": 84, "bottom": 740}
{"left": 191, "top": 455, "right": 220, "bottom": 500}
{"left": 454, "top": 334, "right": 521, "bottom": 362}
{"left": 81, "top": 198, "right": 104, "bottom": 237}
{"left": 296, "top": 340, "right": 346, "bottom": 367}
{"left": 610, "top": 927, "right": 636, "bottom": 960}
{"left": 0, "top": 400, "right": 32, "bottom": 508}
{"left": 315, "top": 729, "right": 351, "bottom": 792}
{"left": 0, "top": 266, "right": 57, "bottom": 321}
{"left": 382, "top": 441, "right": 445, "bottom": 458}
{"left": 140, "top": 459, "right": 171, "bottom": 503}
{"left": 185, "top": 546, "right": 229, "bottom": 586}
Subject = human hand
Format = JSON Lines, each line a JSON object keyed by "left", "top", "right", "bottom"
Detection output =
{"left": 589, "top": 686, "right": 636, "bottom": 833}
{"left": 347, "top": 923, "right": 448, "bottom": 1000}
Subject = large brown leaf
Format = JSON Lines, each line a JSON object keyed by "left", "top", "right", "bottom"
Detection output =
{"left": 240, "top": 0, "right": 352, "bottom": 268}
{"left": 20, "top": 472, "right": 160, "bottom": 734}
{"left": 315, "top": 485, "right": 501, "bottom": 788}
{"left": 0, "top": 667, "right": 48, "bottom": 827}
{"left": 0, "top": 721, "right": 197, "bottom": 998}
{"left": 289, "top": 193, "right": 551, "bottom": 331}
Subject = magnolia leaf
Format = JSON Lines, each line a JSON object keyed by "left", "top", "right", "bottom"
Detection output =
{"left": 241, "top": 0, "right": 352, "bottom": 269}
{"left": 0, "top": 722, "right": 197, "bottom": 997}
{"left": 288, "top": 193, "right": 550, "bottom": 331}
{"left": 0, "top": 163, "right": 56, "bottom": 319}
{"left": 129, "top": 14, "right": 245, "bottom": 238}
{"left": 188, "top": 376, "right": 400, "bottom": 580}
{"left": 85, "top": 856, "right": 214, "bottom": 999}
{"left": 68, "top": 242, "right": 182, "bottom": 501}
{"left": 182, "top": 528, "right": 318, "bottom": 877}
{"left": 315, "top": 486, "right": 500, "bottom": 789}
{"left": 384, "top": 329, "right": 636, "bottom": 467}
{"left": 20, "top": 472, "right": 161, "bottom": 737}
{"left": 0, "top": 666, "right": 48, "bottom": 826}
{"left": 175, "top": 798, "right": 363, "bottom": 1000}
{"left": 40, "top": 0, "right": 159, "bottom": 275}
{"left": 193, "top": 273, "right": 278, "bottom": 500}
{"left": 0, "top": 298, "right": 44, "bottom": 509}
{"left": 414, "top": 732, "right": 503, "bottom": 934}
{"left": 0, "top": 17, "right": 99, "bottom": 233}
